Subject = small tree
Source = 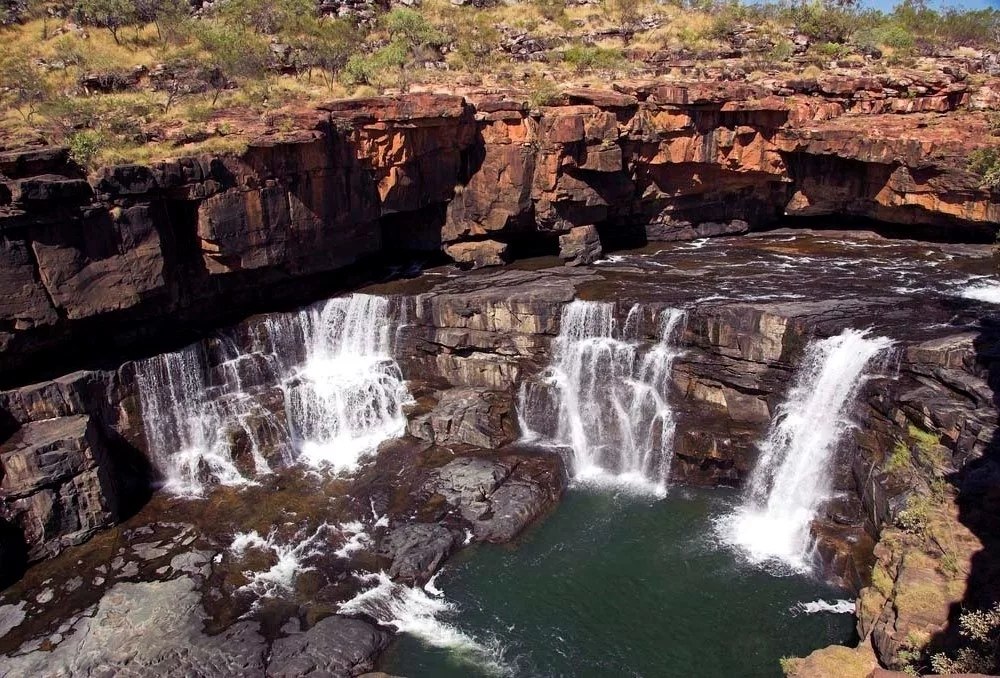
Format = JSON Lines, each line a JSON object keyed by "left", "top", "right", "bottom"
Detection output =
{"left": 213, "top": 0, "right": 314, "bottom": 34}
{"left": 285, "top": 16, "right": 358, "bottom": 88}
{"left": 603, "top": 0, "right": 640, "bottom": 42}
{"left": 75, "top": 0, "right": 138, "bottom": 44}
{"left": 0, "top": 51, "right": 51, "bottom": 121}
{"left": 196, "top": 20, "right": 272, "bottom": 105}
{"left": 341, "top": 9, "right": 446, "bottom": 92}
{"left": 134, "top": 0, "right": 189, "bottom": 42}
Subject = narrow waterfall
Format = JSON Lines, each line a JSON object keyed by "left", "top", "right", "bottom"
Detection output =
{"left": 719, "top": 328, "right": 893, "bottom": 571}
{"left": 134, "top": 294, "right": 409, "bottom": 495}
{"left": 519, "top": 300, "right": 685, "bottom": 494}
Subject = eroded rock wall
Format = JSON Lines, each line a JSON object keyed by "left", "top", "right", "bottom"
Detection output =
{"left": 2, "top": 78, "right": 999, "bottom": 384}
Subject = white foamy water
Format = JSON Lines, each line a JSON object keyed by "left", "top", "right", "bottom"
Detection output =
{"left": 518, "top": 301, "right": 685, "bottom": 495}
{"left": 135, "top": 346, "right": 271, "bottom": 496}
{"left": 957, "top": 278, "right": 1000, "bottom": 304}
{"left": 340, "top": 572, "right": 512, "bottom": 676}
{"left": 134, "top": 294, "right": 410, "bottom": 494}
{"left": 229, "top": 523, "right": 331, "bottom": 598}
{"left": 333, "top": 521, "right": 373, "bottom": 559}
{"left": 795, "top": 599, "right": 856, "bottom": 615}
{"left": 719, "top": 329, "right": 893, "bottom": 571}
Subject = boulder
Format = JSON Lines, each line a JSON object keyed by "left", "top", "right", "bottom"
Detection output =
{"left": 443, "top": 240, "right": 509, "bottom": 269}
{"left": 558, "top": 224, "right": 602, "bottom": 266}
{"left": 0, "top": 415, "right": 119, "bottom": 563}
{"left": 426, "top": 455, "right": 566, "bottom": 543}
{"left": 376, "top": 523, "right": 459, "bottom": 584}
{"left": 406, "top": 387, "right": 517, "bottom": 449}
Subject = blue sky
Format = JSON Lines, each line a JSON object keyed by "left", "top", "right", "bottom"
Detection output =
{"left": 862, "top": 0, "right": 998, "bottom": 9}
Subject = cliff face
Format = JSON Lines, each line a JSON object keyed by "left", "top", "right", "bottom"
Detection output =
{"left": 1, "top": 73, "right": 999, "bottom": 384}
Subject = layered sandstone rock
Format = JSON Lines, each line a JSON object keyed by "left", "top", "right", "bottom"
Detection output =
{"left": 1, "top": 80, "right": 998, "bottom": 382}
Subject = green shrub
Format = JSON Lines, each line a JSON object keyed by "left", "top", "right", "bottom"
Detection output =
{"left": 195, "top": 20, "right": 272, "bottom": 104}
{"left": 968, "top": 147, "right": 1000, "bottom": 190}
{"left": 561, "top": 44, "right": 625, "bottom": 72}
{"left": 929, "top": 603, "right": 1000, "bottom": 674}
{"left": 528, "top": 78, "right": 560, "bottom": 108}
{"left": 787, "top": 2, "right": 865, "bottom": 44}
{"left": 897, "top": 493, "right": 932, "bottom": 533}
{"left": 812, "top": 41, "right": 852, "bottom": 59}
{"left": 885, "top": 440, "right": 911, "bottom": 473}
{"left": 342, "top": 41, "right": 409, "bottom": 89}
{"left": 853, "top": 23, "right": 916, "bottom": 52}
{"left": 68, "top": 130, "right": 105, "bottom": 168}
{"left": 382, "top": 7, "right": 447, "bottom": 47}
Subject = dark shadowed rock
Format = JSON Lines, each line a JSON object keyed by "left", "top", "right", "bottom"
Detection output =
{"left": 376, "top": 523, "right": 459, "bottom": 585}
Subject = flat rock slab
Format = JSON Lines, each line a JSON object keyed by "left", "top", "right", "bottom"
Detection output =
{"left": 267, "top": 616, "right": 389, "bottom": 677}
{"left": 1, "top": 576, "right": 266, "bottom": 677}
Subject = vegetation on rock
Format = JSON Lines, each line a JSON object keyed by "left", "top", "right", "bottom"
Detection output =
{"left": 0, "top": 0, "right": 999, "bottom": 166}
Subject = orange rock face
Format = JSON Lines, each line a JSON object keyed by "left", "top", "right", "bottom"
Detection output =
{"left": 0, "top": 78, "right": 998, "bottom": 378}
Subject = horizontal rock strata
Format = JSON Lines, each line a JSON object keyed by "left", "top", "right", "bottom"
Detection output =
{"left": 1, "top": 77, "right": 998, "bottom": 382}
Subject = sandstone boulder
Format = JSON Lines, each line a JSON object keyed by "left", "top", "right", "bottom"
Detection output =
{"left": 0, "top": 415, "right": 119, "bottom": 564}
{"left": 406, "top": 387, "right": 517, "bottom": 449}
{"left": 558, "top": 224, "right": 602, "bottom": 266}
{"left": 444, "top": 240, "right": 509, "bottom": 269}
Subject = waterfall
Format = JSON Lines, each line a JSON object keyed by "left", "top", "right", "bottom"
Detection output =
{"left": 134, "top": 294, "right": 409, "bottom": 495}
{"left": 719, "top": 328, "right": 893, "bottom": 571}
{"left": 282, "top": 294, "right": 409, "bottom": 471}
{"left": 519, "top": 300, "right": 685, "bottom": 495}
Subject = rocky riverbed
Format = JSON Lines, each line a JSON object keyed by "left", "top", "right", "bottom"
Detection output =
{"left": 0, "top": 228, "right": 997, "bottom": 676}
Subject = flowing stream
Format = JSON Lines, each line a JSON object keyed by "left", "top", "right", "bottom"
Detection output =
{"left": 135, "top": 293, "right": 410, "bottom": 495}
{"left": 518, "top": 301, "right": 685, "bottom": 495}
{"left": 718, "top": 328, "right": 894, "bottom": 571}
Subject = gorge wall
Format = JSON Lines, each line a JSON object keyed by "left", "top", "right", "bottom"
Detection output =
{"left": 2, "top": 69, "right": 1000, "bottom": 385}
{"left": 3, "top": 71, "right": 1000, "bottom": 675}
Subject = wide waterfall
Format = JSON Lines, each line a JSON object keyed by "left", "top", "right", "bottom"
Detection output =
{"left": 719, "top": 328, "right": 893, "bottom": 571}
{"left": 519, "top": 300, "right": 685, "bottom": 495}
{"left": 135, "top": 294, "right": 409, "bottom": 495}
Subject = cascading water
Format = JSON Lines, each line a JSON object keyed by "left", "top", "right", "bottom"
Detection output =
{"left": 519, "top": 300, "right": 685, "bottom": 495}
{"left": 339, "top": 571, "right": 512, "bottom": 677}
{"left": 283, "top": 294, "right": 410, "bottom": 471}
{"left": 719, "top": 328, "right": 893, "bottom": 571}
{"left": 134, "top": 293, "right": 409, "bottom": 495}
{"left": 135, "top": 345, "right": 261, "bottom": 496}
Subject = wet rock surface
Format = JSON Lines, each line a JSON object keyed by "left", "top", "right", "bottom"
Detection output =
{"left": 0, "top": 229, "right": 997, "bottom": 674}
